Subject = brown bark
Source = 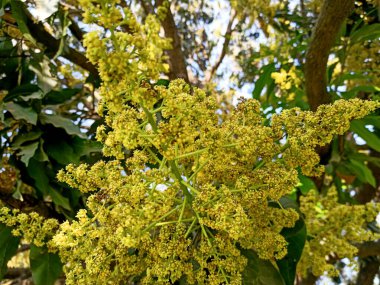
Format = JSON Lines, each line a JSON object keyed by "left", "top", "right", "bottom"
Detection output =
{"left": 356, "top": 259, "right": 380, "bottom": 285}
{"left": 2, "top": 6, "right": 98, "bottom": 77}
{"left": 305, "top": 0, "right": 354, "bottom": 111}
{"left": 155, "top": 0, "right": 189, "bottom": 82}
{"left": 206, "top": 10, "right": 236, "bottom": 82}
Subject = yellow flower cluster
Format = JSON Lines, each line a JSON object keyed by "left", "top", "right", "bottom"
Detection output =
{"left": 298, "top": 187, "right": 380, "bottom": 277}
{"left": 0, "top": 208, "right": 58, "bottom": 248}
{"left": 54, "top": 72, "right": 379, "bottom": 283}
{"left": 1, "top": 1, "right": 380, "bottom": 284}
{"left": 346, "top": 39, "right": 380, "bottom": 87}
{"left": 271, "top": 66, "right": 302, "bottom": 100}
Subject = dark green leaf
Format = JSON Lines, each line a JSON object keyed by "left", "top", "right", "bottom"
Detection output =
{"left": 241, "top": 249, "right": 285, "bottom": 285}
{"left": 30, "top": 245, "right": 62, "bottom": 285}
{"left": 27, "top": 159, "right": 50, "bottom": 195}
{"left": 0, "top": 223, "right": 21, "bottom": 279}
{"left": 3, "top": 84, "right": 40, "bottom": 102}
{"left": 71, "top": 137, "right": 102, "bottom": 157}
{"left": 155, "top": 79, "right": 170, "bottom": 87}
{"left": 46, "top": 140, "right": 79, "bottom": 164}
{"left": 5, "top": 102, "right": 38, "bottom": 125}
{"left": 276, "top": 219, "right": 306, "bottom": 285}
{"left": 39, "top": 113, "right": 85, "bottom": 138}
{"left": 43, "top": 89, "right": 80, "bottom": 105}
{"left": 350, "top": 120, "right": 380, "bottom": 152}
{"left": 12, "top": 131, "right": 42, "bottom": 147}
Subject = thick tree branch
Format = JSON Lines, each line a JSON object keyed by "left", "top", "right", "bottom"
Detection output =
{"left": 304, "top": 0, "right": 354, "bottom": 111}
{"left": 206, "top": 10, "right": 236, "bottom": 82}
{"left": 356, "top": 258, "right": 380, "bottom": 285}
{"left": 357, "top": 240, "right": 380, "bottom": 258}
{"left": 3, "top": 6, "right": 98, "bottom": 77}
{"left": 155, "top": 0, "right": 189, "bottom": 82}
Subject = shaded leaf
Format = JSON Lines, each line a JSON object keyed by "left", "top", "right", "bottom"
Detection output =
{"left": 43, "top": 89, "right": 79, "bottom": 105}
{"left": 27, "top": 159, "right": 50, "bottom": 195}
{"left": 39, "top": 113, "right": 85, "bottom": 138}
{"left": 276, "top": 219, "right": 306, "bottom": 285}
{"left": 46, "top": 140, "right": 79, "bottom": 164}
{"left": 0, "top": 223, "right": 21, "bottom": 279}
{"left": 3, "top": 84, "right": 40, "bottom": 102}
{"left": 30, "top": 245, "right": 62, "bottom": 285}
{"left": 71, "top": 137, "right": 102, "bottom": 157}
{"left": 5, "top": 102, "right": 38, "bottom": 125}
{"left": 12, "top": 131, "right": 42, "bottom": 147}
{"left": 241, "top": 249, "right": 285, "bottom": 285}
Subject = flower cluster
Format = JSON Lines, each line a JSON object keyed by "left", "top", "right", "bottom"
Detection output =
{"left": 298, "top": 187, "right": 380, "bottom": 277}
{"left": 1, "top": 1, "right": 380, "bottom": 284}
{"left": 0, "top": 208, "right": 58, "bottom": 248}
{"left": 55, "top": 67, "right": 380, "bottom": 283}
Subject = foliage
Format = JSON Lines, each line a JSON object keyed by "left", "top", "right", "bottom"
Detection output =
{"left": 0, "top": 0, "right": 380, "bottom": 284}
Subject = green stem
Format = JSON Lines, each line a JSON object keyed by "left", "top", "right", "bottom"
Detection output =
{"left": 185, "top": 218, "right": 197, "bottom": 238}
{"left": 142, "top": 206, "right": 180, "bottom": 234}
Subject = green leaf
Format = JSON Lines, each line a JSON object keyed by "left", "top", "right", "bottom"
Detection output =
{"left": 12, "top": 131, "right": 42, "bottom": 147}
{"left": 252, "top": 63, "right": 276, "bottom": 100}
{"left": 39, "top": 113, "right": 85, "bottom": 138}
{"left": 34, "top": 139, "right": 49, "bottom": 162}
{"left": 19, "top": 141, "right": 39, "bottom": 166}
{"left": 27, "top": 159, "right": 50, "bottom": 195}
{"left": 46, "top": 140, "right": 79, "bottom": 164}
{"left": 350, "top": 23, "right": 380, "bottom": 44}
{"left": 50, "top": 188, "right": 71, "bottom": 211}
{"left": 0, "top": 223, "right": 21, "bottom": 279}
{"left": 345, "top": 159, "right": 376, "bottom": 187}
{"left": 30, "top": 245, "right": 62, "bottom": 285}
{"left": 43, "top": 89, "right": 80, "bottom": 105}
{"left": 5, "top": 102, "right": 38, "bottom": 125}
{"left": 241, "top": 249, "right": 285, "bottom": 285}
{"left": 9, "top": 1, "right": 36, "bottom": 44}
{"left": 297, "top": 174, "right": 317, "bottom": 195}
{"left": 3, "top": 84, "right": 40, "bottom": 102}
{"left": 155, "top": 79, "right": 170, "bottom": 87}
{"left": 276, "top": 219, "right": 306, "bottom": 285}
{"left": 350, "top": 120, "right": 380, "bottom": 152}
{"left": 71, "top": 137, "right": 102, "bottom": 157}
{"left": 361, "top": 116, "right": 380, "bottom": 129}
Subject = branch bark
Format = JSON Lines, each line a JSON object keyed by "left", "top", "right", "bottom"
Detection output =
{"left": 356, "top": 258, "right": 380, "bottom": 285}
{"left": 155, "top": 0, "right": 189, "bottom": 82}
{"left": 206, "top": 10, "right": 236, "bottom": 82}
{"left": 304, "top": 0, "right": 354, "bottom": 111}
{"left": 3, "top": 5, "right": 98, "bottom": 77}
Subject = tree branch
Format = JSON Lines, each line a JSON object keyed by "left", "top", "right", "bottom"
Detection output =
{"left": 356, "top": 258, "right": 380, "bottom": 285}
{"left": 304, "top": 0, "right": 354, "bottom": 111}
{"left": 206, "top": 9, "right": 236, "bottom": 82}
{"left": 3, "top": 6, "right": 98, "bottom": 77}
{"left": 155, "top": 0, "right": 189, "bottom": 82}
